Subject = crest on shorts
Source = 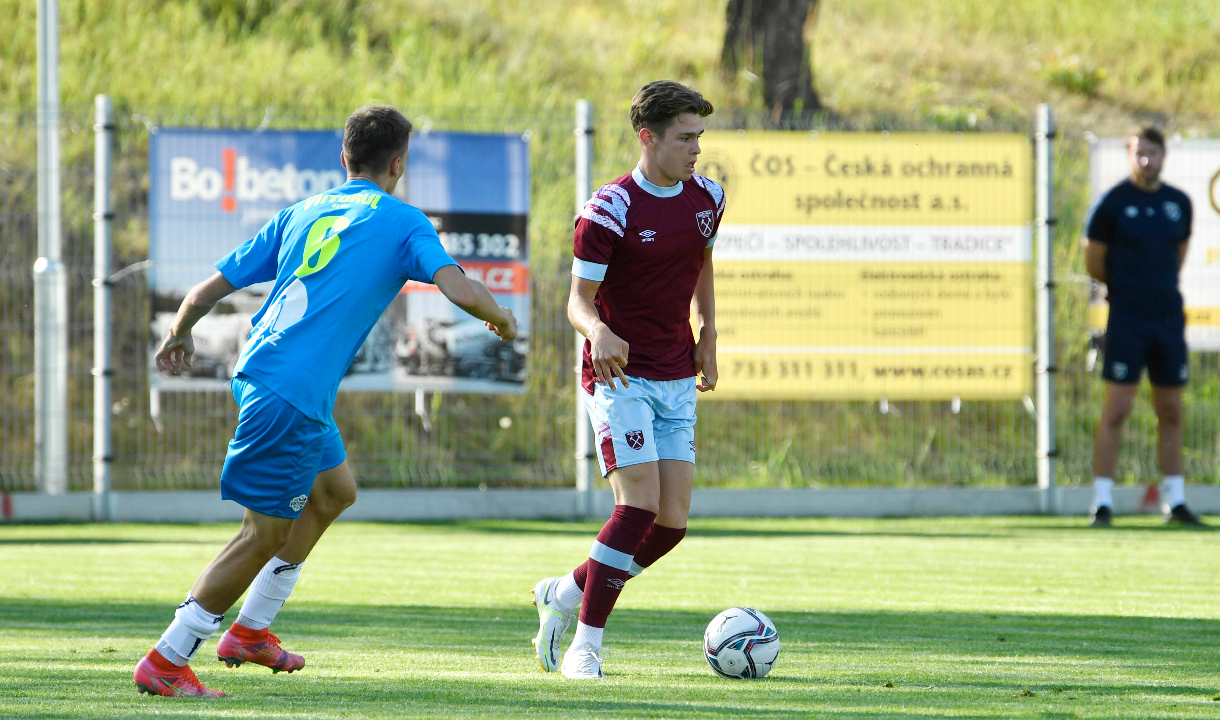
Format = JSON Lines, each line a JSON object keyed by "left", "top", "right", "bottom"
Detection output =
{"left": 696, "top": 209, "right": 714, "bottom": 237}
{"left": 1112, "top": 362, "right": 1128, "bottom": 380}
{"left": 1163, "top": 201, "right": 1182, "bottom": 222}
{"left": 625, "top": 430, "right": 646, "bottom": 450}
{"left": 289, "top": 494, "right": 308, "bottom": 512}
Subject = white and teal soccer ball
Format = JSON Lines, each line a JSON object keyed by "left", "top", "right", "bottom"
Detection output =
{"left": 703, "top": 607, "right": 780, "bottom": 679}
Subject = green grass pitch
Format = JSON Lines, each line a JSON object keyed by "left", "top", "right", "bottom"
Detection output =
{"left": 2, "top": 517, "right": 1218, "bottom": 718}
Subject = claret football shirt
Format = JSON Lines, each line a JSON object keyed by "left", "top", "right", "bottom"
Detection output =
{"left": 572, "top": 165, "right": 726, "bottom": 393}
{"left": 216, "top": 179, "right": 458, "bottom": 424}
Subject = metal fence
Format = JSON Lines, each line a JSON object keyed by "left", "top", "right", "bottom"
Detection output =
{"left": 2, "top": 103, "right": 1218, "bottom": 492}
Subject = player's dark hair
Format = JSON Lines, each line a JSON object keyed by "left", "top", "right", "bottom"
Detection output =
{"left": 1133, "top": 126, "right": 1166, "bottom": 150}
{"left": 343, "top": 105, "right": 413, "bottom": 175}
{"left": 630, "top": 81, "right": 714, "bottom": 137}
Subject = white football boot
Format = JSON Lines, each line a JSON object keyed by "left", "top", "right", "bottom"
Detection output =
{"left": 561, "top": 642, "right": 606, "bottom": 679}
{"left": 530, "top": 577, "right": 574, "bottom": 672}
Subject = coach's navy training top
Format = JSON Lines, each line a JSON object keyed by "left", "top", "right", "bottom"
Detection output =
{"left": 1086, "top": 179, "right": 1192, "bottom": 319}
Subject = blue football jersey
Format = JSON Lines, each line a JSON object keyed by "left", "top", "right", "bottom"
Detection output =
{"left": 216, "top": 179, "right": 457, "bottom": 424}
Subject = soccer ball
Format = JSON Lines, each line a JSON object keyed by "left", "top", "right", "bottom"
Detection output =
{"left": 703, "top": 607, "right": 780, "bottom": 679}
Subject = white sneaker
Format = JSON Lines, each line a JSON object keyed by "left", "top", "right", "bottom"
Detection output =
{"left": 530, "top": 577, "right": 574, "bottom": 672}
{"left": 561, "top": 642, "right": 606, "bottom": 679}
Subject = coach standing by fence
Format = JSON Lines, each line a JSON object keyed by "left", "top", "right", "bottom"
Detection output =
{"left": 1085, "top": 127, "right": 1205, "bottom": 527}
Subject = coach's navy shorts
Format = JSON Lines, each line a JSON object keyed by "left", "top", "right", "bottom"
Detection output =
{"left": 220, "top": 374, "right": 346, "bottom": 519}
{"left": 1102, "top": 313, "right": 1188, "bottom": 387}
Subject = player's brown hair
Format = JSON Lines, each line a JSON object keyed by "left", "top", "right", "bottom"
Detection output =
{"left": 630, "top": 81, "right": 714, "bottom": 137}
{"left": 1132, "top": 126, "right": 1166, "bottom": 150}
{"left": 343, "top": 105, "right": 414, "bottom": 174}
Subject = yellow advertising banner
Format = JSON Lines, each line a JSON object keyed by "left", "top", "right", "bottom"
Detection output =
{"left": 698, "top": 131, "right": 1033, "bottom": 400}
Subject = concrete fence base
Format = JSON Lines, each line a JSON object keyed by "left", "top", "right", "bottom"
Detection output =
{"left": 4, "top": 485, "right": 1220, "bottom": 524}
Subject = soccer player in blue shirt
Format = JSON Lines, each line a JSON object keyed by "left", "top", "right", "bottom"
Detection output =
{"left": 1084, "top": 126, "right": 1204, "bottom": 528}
{"left": 133, "top": 105, "right": 518, "bottom": 697}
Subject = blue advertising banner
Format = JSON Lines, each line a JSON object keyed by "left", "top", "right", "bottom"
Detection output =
{"left": 149, "top": 128, "right": 530, "bottom": 393}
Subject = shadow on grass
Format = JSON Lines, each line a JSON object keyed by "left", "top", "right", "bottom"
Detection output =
{"left": 0, "top": 537, "right": 222, "bottom": 546}
{"left": 4, "top": 519, "right": 1213, "bottom": 545}
{"left": 3, "top": 598, "right": 1218, "bottom": 664}
{"left": 406, "top": 519, "right": 1017, "bottom": 540}
{"left": 2, "top": 599, "right": 1218, "bottom": 718}
{"left": 419, "top": 518, "right": 1211, "bottom": 541}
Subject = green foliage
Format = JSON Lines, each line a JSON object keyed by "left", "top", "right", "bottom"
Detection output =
{"left": 3, "top": 518, "right": 1220, "bottom": 717}
{"left": 814, "top": 0, "right": 1220, "bottom": 116}
{"left": 1038, "top": 57, "right": 1108, "bottom": 97}
{"left": 2, "top": 1, "right": 1219, "bottom": 489}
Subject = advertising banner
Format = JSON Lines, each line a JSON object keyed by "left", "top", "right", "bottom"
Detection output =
{"left": 1088, "top": 137, "right": 1220, "bottom": 350}
{"left": 149, "top": 129, "right": 530, "bottom": 392}
{"left": 698, "top": 131, "right": 1033, "bottom": 399}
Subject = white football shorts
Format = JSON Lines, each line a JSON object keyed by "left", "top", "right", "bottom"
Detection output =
{"left": 582, "top": 375, "right": 697, "bottom": 477}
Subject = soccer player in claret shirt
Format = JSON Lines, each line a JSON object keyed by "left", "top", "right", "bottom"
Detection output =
{"left": 530, "top": 81, "right": 724, "bottom": 679}
{"left": 132, "top": 105, "right": 518, "bottom": 698}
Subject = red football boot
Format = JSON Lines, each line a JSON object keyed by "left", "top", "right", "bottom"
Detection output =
{"left": 216, "top": 624, "right": 305, "bottom": 674}
{"left": 133, "top": 650, "right": 226, "bottom": 697}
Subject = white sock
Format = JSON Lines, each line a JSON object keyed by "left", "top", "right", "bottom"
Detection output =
{"left": 235, "top": 557, "right": 303, "bottom": 630}
{"left": 1093, "top": 477, "right": 1114, "bottom": 509}
{"left": 569, "top": 621, "right": 604, "bottom": 652}
{"left": 156, "top": 596, "right": 223, "bottom": 666}
{"left": 1163, "top": 475, "right": 1186, "bottom": 508}
{"left": 554, "top": 572, "right": 582, "bottom": 613}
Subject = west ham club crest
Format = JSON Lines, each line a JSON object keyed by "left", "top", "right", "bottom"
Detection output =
{"left": 695, "top": 209, "right": 714, "bottom": 238}
{"left": 625, "top": 430, "right": 646, "bottom": 450}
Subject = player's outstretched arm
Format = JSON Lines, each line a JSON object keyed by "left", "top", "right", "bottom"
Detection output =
{"left": 433, "top": 265, "right": 518, "bottom": 342}
{"left": 154, "top": 272, "right": 237, "bottom": 375}
{"left": 568, "top": 275, "right": 630, "bottom": 390}
{"left": 692, "top": 247, "right": 717, "bottom": 392}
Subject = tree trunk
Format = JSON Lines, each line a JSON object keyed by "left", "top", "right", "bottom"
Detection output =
{"left": 723, "top": 0, "right": 821, "bottom": 115}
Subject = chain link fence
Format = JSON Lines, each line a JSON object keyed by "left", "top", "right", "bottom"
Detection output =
{"left": 1, "top": 103, "right": 1217, "bottom": 492}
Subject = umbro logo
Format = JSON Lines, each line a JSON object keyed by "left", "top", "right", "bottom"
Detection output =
{"left": 640, "top": 229, "right": 657, "bottom": 242}
{"left": 606, "top": 578, "right": 627, "bottom": 590}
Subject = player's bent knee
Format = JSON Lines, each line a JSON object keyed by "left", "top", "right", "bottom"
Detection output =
{"left": 239, "top": 515, "right": 294, "bottom": 556}
{"left": 314, "top": 486, "right": 357, "bottom": 519}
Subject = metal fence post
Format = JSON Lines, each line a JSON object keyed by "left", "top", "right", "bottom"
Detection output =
{"left": 92, "top": 95, "right": 114, "bottom": 521}
{"left": 35, "top": 0, "right": 68, "bottom": 495}
{"left": 574, "top": 100, "right": 595, "bottom": 517}
{"left": 1035, "top": 104, "right": 1058, "bottom": 513}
